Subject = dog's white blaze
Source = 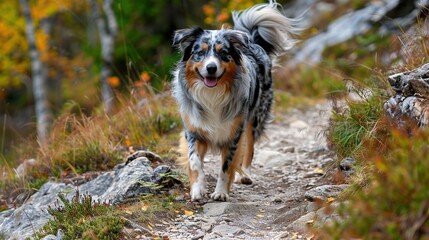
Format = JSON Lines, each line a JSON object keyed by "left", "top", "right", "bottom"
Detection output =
{"left": 200, "top": 56, "right": 223, "bottom": 77}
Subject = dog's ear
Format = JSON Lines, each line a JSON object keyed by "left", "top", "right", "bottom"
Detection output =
{"left": 173, "top": 27, "right": 204, "bottom": 61}
{"left": 224, "top": 30, "right": 249, "bottom": 50}
{"left": 223, "top": 30, "right": 249, "bottom": 65}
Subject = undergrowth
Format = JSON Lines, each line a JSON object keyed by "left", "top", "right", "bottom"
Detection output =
{"left": 0, "top": 92, "right": 181, "bottom": 206}
{"left": 35, "top": 191, "right": 125, "bottom": 240}
{"left": 320, "top": 128, "right": 429, "bottom": 239}
{"left": 318, "top": 17, "right": 429, "bottom": 239}
{"left": 327, "top": 89, "right": 389, "bottom": 159}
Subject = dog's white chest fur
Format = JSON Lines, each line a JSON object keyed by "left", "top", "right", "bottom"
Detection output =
{"left": 190, "top": 107, "right": 234, "bottom": 144}
{"left": 188, "top": 84, "right": 234, "bottom": 144}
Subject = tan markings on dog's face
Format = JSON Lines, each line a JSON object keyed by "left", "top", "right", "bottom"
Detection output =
{"left": 215, "top": 44, "right": 223, "bottom": 53}
{"left": 201, "top": 43, "right": 209, "bottom": 51}
{"left": 217, "top": 60, "right": 236, "bottom": 91}
{"left": 185, "top": 59, "right": 204, "bottom": 88}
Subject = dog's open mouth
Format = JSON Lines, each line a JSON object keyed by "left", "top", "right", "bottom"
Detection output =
{"left": 203, "top": 77, "right": 218, "bottom": 88}
{"left": 197, "top": 69, "right": 224, "bottom": 88}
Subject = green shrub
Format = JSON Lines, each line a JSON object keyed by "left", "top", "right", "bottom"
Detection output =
{"left": 320, "top": 128, "right": 429, "bottom": 239}
{"left": 35, "top": 191, "right": 125, "bottom": 240}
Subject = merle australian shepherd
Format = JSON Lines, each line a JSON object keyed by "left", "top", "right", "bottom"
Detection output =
{"left": 172, "top": 1, "right": 298, "bottom": 201}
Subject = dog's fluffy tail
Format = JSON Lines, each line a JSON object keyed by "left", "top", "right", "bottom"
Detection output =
{"left": 232, "top": 0, "right": 300, "bottom": 59}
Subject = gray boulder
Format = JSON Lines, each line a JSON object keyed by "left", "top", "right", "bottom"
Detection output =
{"left": 0, "top": 157, "right": 154, "bottom": 239}
{"left": 291, "top": 0, "right": 428, "bottom": 65}
{"left": 0, "top": 182, "right": 72, "bottom": 240}
{"left": 384, "top": 63, "right": 429, "bottom": 127}
{"left": 79, "top": 157, "right": 153, "bottom": 203}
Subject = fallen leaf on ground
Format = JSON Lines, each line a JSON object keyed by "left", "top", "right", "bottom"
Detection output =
{"left": 184, "top": 210, "right": 193, "bottom": 216}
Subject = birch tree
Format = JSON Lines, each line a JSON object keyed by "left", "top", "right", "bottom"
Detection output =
{"left": 20, "top": 0, "right": 52, "bottom": 143}
{"left": 89, "top": 0, "right": 117, "bottom": 114}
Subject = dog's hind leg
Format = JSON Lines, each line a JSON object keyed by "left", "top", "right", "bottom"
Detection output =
{"left": 179, "top": 132, "right": 208, "bottom": 201}
{"left": 234, "top": 122, "right": 254, "bottom": 184}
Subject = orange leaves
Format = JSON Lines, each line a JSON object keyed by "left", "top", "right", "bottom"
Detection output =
{"left": 203, "top": 3, "right": 230, "bottom": 26}
{"left": 183, "top": 210, "right": 193, "bottom": 216}
{"left": 0, "top": 2, "right": 28, "bottom": 88}
{"left": 202, "top": 5, "right": 215, "bottom": 17}
{"left": 202, "top": 0, "right": 261, "bottom": 27}
{"left": 140, "top": 71, "right": 151, "bottom": 83}
{"left": 30, "top": 0, "right": 81, "bottom": 20}
{"left": 217, "top": 11, "right": 229, "bottom": 23}
{"left": 36, "top": 31, "right": 49, "bottom": 60}
{"left": 133, "top": 71, "right": 152, "bottom": 97}
{"left": 107, "top": 76, "right": 120, "bottom": 88}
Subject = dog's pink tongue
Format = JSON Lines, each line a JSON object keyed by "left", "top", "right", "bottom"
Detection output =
{"left": 204, "top": 77, "right": 218, "bottom": 88}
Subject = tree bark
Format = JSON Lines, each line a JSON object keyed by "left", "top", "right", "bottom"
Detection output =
{"left": 89, "top": 0, "right": 117, "bottom": 114}
{"left": 20, "top": 0, "right": 53, "bottom": 144}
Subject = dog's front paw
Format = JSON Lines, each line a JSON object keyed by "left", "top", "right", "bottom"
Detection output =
{"left": 190, "top": 182, "right": 207, "bottom": 201}
{"left": 211, "top": 191, "right": 229, "bottom": 201}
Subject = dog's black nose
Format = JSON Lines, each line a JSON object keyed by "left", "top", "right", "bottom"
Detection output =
{"left": 206, "top": 63, "right": 217, "bottom": 74}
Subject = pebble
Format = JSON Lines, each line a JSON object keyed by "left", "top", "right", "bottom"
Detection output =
{"left": 212, "top": 224, "right": 245, "bottom": 236}
{"left": 290, "top": 120, "right": 309, "bottom": 129}
{"left": 191, "top": 230, "right": 205, "bottom": 240}
{"left": 339, "top": 157, "right": 356, "bottom": 171}
{"left": 321, "top": 157, "right": 335, "bottom": 168}
{"left": 304, "top": 184, "right": 349, "bottom": 201}
{"left": 303, "top": 172, "right": 324, "bottom": 178}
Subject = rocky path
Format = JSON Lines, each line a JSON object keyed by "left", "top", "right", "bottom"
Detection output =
{"left": 161, "top": 101, "right": 336, "bottom": 239}
{"left": 0, "top": 101, "right": 339, "bottom": 240}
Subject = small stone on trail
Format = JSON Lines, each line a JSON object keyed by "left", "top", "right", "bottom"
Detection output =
{"left": 339, "top": 157, "right": 356, "bottom": 171}
{"left": 321, "top": 157, "right": 335, "bottom": 168}
{"left": 304, "top": 184, "right": 349, "bottom": 202}
{"left": 212, "top": 224, "right": 245, "bottom": 237}
{"left": 255, "top": 150, "right": 292, "bottom": 168}
{"left": 290, "top": 120, "right": 309, "bottom": 129}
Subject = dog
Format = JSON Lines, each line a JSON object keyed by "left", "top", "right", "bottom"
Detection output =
{"left": 172, "top": 1, "right": 298, "bottom": 201}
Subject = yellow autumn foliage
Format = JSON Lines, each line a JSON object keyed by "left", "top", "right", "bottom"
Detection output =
{"left": 0, "top": 0, "right": 89, "bottom": 88}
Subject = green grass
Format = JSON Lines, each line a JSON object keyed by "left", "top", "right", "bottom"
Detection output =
{"left": 0, "top": 92, "right": 182, "bottom": 206}
{"left": 317, "top": 15, "right": 429, "bottom": 239}
{"left": 327, "top": 94, "right": 387, "bottom": 159}
{"left": 320, "top": 128, "right": 429, "bottom": 239}
{"left": 35, "top": 191, "right": 125, "bottom": 240}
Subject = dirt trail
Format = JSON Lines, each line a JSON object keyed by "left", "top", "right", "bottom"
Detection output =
{"left": 161, "top": 101, "right": 333, "bottom": 239}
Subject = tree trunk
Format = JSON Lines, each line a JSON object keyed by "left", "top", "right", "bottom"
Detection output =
{"left": 89, "top": 0, "right": 117, "bottom": 114}
{"left": 20, "top": 0, "right": 53, "bottom": 144}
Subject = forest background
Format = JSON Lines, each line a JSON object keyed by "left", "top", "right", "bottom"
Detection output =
{"left": 1, "top": 0, "right": 255, "bottom": 153}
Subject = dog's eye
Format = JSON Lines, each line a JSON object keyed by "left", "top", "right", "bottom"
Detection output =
{"left": 196, "top": 50, "right": 205, "bottom": 56}
{"left": 218, "top": 50, "right": 230, "bottom": 61}
{"left": 219, "top": 50, "right": 229, "bottom": 57}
